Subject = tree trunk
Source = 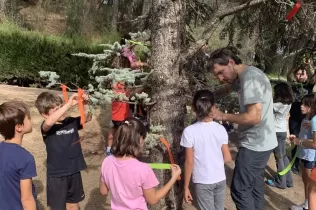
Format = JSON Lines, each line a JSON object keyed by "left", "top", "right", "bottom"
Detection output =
{"left": 148, "top": 0, "right": 187, "bottom": 209}
{"left": 111, "top": 0, "right": 119, "bottom": 31}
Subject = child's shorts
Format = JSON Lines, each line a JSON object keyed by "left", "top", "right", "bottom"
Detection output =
{"left": 47, "top": 172, "right": 85, "bottom": 210}
{"left": 300, "top": 159, "right": 315, "bottom": 169}
{"left": 311, "top": 167, "right": 316, "bottom": 182}
{"left": 111, "top": 120, "right": 123, "bottom": 128}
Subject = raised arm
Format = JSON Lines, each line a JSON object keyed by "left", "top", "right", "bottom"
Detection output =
{"left": 42, "top": 94, "right": 78, "bottom": 132}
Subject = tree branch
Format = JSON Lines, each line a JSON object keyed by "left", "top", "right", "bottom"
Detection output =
{"left": 183, "top": 0, "right": 269, "bottom": 59}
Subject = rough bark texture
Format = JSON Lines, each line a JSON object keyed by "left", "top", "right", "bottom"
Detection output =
{"left": 148, "top": 0, "right": 187, "bottom": 209}
{"left": 111, "top": 0, "right": 119, "bottom": 31}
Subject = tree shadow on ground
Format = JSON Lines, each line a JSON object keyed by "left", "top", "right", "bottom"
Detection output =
{"left": 84, "top": 188, "right": 109, "bottom": 210}
{"left": 33, "top": 179, "right": 46, "bottom": 210}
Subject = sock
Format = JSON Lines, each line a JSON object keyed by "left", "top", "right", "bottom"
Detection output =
{"left": 304, "top": 199, "right": 308, "bottom": 208}
{"left": 106, "top": 147, "right": 111, "bottom": 153}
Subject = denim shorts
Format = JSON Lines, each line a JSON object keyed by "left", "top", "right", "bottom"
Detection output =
{"left": 300, "top": 158, "right": 315, "bottom": 169}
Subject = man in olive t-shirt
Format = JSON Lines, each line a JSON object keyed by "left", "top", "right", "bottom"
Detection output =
{"left": 208, "top": 47, "right": 277, "bottom": 210}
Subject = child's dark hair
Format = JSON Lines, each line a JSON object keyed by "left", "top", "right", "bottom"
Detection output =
{"left": 302, "top": 94, "right": 314, "bottom": 108}
{"left": 208, "top": 47, "right": 242, "bottom": 71}
{"left": 120, "top": 33, "right": 132, "bottom": 45}
{"left": 111, "top": 117, "right": 147, "bottom": 157}
{"left": 193, "top": 90, "right": 215, "bottom": 120}
{"left": 0, "top": 101, "right": 30, "bottom": 140}
{"left": 35, "top": 92, "right": 63, "bottom": 114}
{"left": 302, "top": 94, "right": 314, "bottom": 119}
{"left": 273, "top": 82, "right": 294, "bottom": 105}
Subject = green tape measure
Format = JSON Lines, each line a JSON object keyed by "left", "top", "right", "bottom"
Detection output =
{"left": 278, "top": 145, "right": 297, "bottom": 176}
{"left": 149, "top": 163, "right": 171, "bottom": 169}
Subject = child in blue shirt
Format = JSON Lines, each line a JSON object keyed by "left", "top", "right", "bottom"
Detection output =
{"left": 0, "top": 101, "right": 37, "bottom": 210}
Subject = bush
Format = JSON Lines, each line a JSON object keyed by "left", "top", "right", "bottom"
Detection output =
{"left": 0, "top": 21, "right": 119, "bottom": 87}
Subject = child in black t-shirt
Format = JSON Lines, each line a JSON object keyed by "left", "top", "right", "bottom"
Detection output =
{"left": 0, "top": 101, "right": 37, "bottom": 210}
{"left": 35, "top": 91, "right": 91, "bottom": 210}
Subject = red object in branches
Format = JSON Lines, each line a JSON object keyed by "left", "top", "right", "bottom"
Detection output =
{"left": 286, "top": 0, "right": 301, "bottom": 21}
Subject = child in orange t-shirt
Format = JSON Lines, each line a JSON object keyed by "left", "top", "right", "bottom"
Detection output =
{"left": 106, "top": 81, "right": 130, "bottom": 155}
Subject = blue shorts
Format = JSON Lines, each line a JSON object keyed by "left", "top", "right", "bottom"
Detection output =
{"left": 299, "top": 158, "right": 315, "bottom": 169}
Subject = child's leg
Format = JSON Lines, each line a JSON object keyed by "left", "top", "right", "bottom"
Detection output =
{"left": 194, "top": 183, "right": 215, "bottom": 210}
{"left": 214, "top": 180, "right": 226, "bottom": 210}
{"left": 309, "top": 167, "right": 316, "bottom": 210}
{"left": 47, "top": 176, "right": 68, "bottom": 210}
{"left": 66, "top": 172, "right": 85, "bottom": 210}
{"left": 66, "top": 203, "right": 79, "bottom": 210}
{"left": 301, "top": 161, "right": 313, "bottom": 200}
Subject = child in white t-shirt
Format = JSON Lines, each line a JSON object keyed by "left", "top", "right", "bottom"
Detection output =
{"left": 181, "top": 90, "right": 232, "bottom": 210}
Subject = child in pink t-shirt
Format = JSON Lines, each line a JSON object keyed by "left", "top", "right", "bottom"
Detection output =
{"left": 99, "top": 117, "right": 181, "bottom": 210}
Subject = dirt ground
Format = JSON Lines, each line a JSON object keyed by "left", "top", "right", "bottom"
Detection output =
{"left": 0, "top": 84, "right": 307, "bottom": 210}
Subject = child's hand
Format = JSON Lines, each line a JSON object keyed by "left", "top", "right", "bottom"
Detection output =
{"left": 184, "top": 188, "right": 193, "bottom": 204}
{"left": 67, "top": 93, "right": 79, "bottom": 107}
{"left": 289, "top": 134, "right": 296, "bottom": 142}
{"left": 170, "top": 164, "right": 181, "bottom": 179}
{"left": 83, "top": 92, "right": 89, "bottom": 105}
{"left": 293, "top": 137, "right": 300, "bottom": 145}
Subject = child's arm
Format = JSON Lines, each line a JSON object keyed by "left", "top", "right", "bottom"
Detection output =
{"left": 292, "top": 133, "right": 316, "bottom": 149}
{"left": 99, "top": 179, "right": 109, "bottom": 196}
{"left": 42, "top": 94, "right": 78, "bottom": 132}
{"left": 184, "top": 147, "right": 194, "bottom": 203}
{"left": 291, "top": 117, "right": 316, "bottom": 149}
{"left": 20, "top": 179, "right": 36, "bottom": 210}
{"left": 143, "top": 164, "right": 181, "bottom": 205}
{"left": 222, "top": 144, "right": 232, "bottom": 163}
{"left": 82, "top": 93, "right": 92, "bottom": 123}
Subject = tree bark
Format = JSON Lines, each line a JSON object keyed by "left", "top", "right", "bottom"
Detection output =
{"left": 148, "top": 0, "right": 187, "bottom": 209}
{"left": 111, "top": 0, "right": 119, "bottom": 31}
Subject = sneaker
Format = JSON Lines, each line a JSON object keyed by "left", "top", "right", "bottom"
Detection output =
{"left": 290, "top": 202, "right": 308, "bottom": 210}
{"left": 265, "top": 179, "right": 286, "bottom": 189}
{"left": 105, "top": 147, "right": 111, "bottom": 156}
{"left": 292, "top": 167, "right": 300, "bottom": 175}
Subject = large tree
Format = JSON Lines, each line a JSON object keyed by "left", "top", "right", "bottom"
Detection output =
{"left": 147, "top": 0, "right": 270, "bottom": 209}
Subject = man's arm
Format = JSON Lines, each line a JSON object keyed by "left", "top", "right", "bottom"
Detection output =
{"left": 213, "top": 84, "right": 233, "bottom": 100}
{"left": 221, "top": 103, "right": 262, "bottom": 126}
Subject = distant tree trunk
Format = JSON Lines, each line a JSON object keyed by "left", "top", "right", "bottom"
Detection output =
{"left": 111, "top": 0, "right": 119, "bottom": 31}
{"left": 148, "top": 0, "right": 187, "bottom": 209}
{"left": 142, "top": 0, "right": 151, "bottom": 16}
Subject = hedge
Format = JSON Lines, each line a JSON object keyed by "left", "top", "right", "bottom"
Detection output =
{"left": 0, "top": 22, "right": 118, "bottom": 87}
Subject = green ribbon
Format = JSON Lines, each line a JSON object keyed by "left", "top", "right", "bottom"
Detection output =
{"left": 128, "top": 40, "right": 149, "bottom": 47}
{"left": 149, "top": 163, "right": 171, "bottom": 170}
{"left": 278, "top": 145, "right": 297, "bottom": 176}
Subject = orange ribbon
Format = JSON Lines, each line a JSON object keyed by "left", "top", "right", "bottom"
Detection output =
{"left": 60, "top": 85, "right": 69, "bottom": 103}
{"left": 159, "top": 137, "right": 181, "bottom": 180}
{"left": 60, "top": 84, "right": 86, "bottom": 145}
{"left": 77, "top": 88, "right": 86, "bottom": 129}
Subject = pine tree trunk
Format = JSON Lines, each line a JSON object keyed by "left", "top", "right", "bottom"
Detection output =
{"left": 147, "top": 0, "right": 187, "bottom": 209}
{"left": 111, "top": 0, "right": 119, "bottom": 31}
